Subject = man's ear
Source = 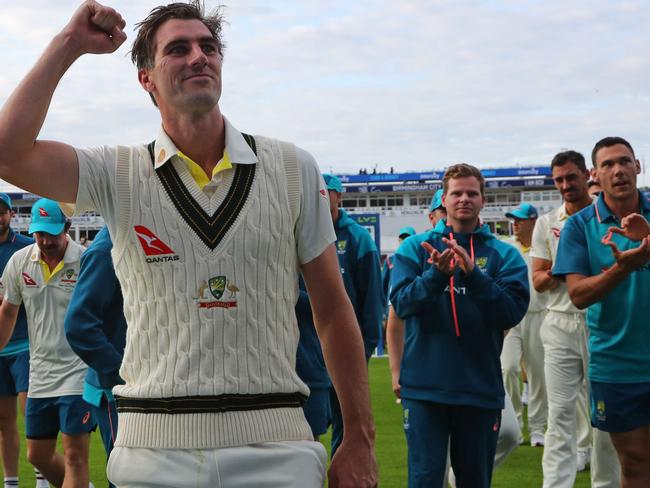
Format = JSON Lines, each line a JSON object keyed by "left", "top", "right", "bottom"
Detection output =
{"left": 138, "top": 69, "right": 155, "bottom": 94}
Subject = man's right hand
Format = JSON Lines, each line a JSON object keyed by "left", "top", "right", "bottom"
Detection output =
{"left": 391, "top": 371, "right": 401, "bottom": 398}
{"left": 603, "top": 235, "right": 650, "bottom": 273}
{"left": 422, "top": 242, "right": 456, "bottom": 275}
{"left": 63, "top": 0, "right": 127, "bottom": 57}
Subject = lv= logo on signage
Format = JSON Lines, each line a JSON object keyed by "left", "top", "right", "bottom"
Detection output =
{"left": 134, "top": 226, "right": 180, "bottom": 263}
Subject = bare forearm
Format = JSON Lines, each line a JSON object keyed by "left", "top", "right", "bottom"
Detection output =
{"left": 567, "top": 265, "right": 630, "bottom": 309}
{"left": 532, "top": 270, "right": 554, "bottom": 293}
{"left": 315, "top": 301, "right": 375, "bottom": 441}
{"left": 0, "top": 307, "right": 19, "bottom": 351}
{"left": 386, "top": 308, "right": 404, "bottom": 383}
{"left": 0, "top": 34, "right": 79, "bottom": 167}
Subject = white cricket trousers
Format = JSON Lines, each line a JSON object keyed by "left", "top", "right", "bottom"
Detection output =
{"left": 501, "top": 309, "right": 547, "bottom": 437}
{"left": 540, "top": 310, "right": 620, "bottom": 488}
{"left": 106, "top": 440, "right": 327, "bottom": 488}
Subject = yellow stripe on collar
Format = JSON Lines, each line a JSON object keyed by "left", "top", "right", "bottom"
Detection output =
{"left": 178, "top": 151, "right": 233, "bottom": 190}
{"left": 39, "top": 260, "right": 64, "bottom": 283}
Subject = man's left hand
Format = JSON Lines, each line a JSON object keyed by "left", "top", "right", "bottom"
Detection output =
{"left": 442, "top": 237, "right": 475, "bottom": 274}
{"left": 608, "top": 213, "right": 650, "bottom": 242}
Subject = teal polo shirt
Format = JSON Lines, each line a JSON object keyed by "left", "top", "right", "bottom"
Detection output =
{"left": 553, "top": 191, "right": 650, "bottom": 384}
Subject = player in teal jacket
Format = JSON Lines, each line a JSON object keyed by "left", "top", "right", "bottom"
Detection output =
{"left": 323, "top": 174, "right": 383, "bottom": 457}
{"left": 389, "top": 164, "right": 529, "bottom": 488}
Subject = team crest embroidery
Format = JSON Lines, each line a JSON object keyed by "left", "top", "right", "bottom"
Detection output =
{"left": 60, "top": 268, "right": 77, "bottom": 285}
{"left": 209, "top": 276, "right": 227, "bottom": 299}
{"left": 22, "top": 272, "right": 37, "bottom": 287}
{"left": 596, "top": 400, "right": 606, "bottom": 421}
{"left": 196, "top": 276, "right": 239, "bottom": 309}
{"left": 337, "top": 240, "right": 347, "bottom": 254}
{"left": 476, "top": 257, "right": 488, "bottom": 271}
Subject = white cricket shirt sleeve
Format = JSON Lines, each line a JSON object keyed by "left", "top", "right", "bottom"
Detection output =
{"left": 295, "top": 146, "right": 336, "bottom": 265}
{"left": 73, "top": 146, "right": 119, "bottom": 228}
{"left": 529, "top": 214, "right": 551, "bottom": 261}
{"left": 1, "top": 250, "right": 24, "bottom": 306}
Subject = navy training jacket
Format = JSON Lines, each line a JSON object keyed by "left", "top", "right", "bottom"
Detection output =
{"left": 390, "top": 220, "right": 529, "bottom": 409}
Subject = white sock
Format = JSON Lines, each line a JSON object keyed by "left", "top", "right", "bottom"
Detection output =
{"left": 34, "top": 469, "right": 49, "bottom": 488}
{"left": 4, "top": 476, "right": 19, "bottom": 488}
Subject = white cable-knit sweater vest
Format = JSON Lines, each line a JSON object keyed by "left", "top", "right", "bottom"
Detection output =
{"left": 110, "top": 135, "right": 312, "bottom": 449}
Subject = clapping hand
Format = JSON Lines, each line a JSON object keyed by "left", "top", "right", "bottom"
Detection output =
{"left": 608, "top": 213, "right": 650, "bottom": 242}
{"left": 422, "top": 242, "right": 456, "bottom": 275}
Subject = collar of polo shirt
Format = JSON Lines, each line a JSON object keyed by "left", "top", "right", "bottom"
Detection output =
{"left": 153, "top": 117, "right": 259, "bottom": 190}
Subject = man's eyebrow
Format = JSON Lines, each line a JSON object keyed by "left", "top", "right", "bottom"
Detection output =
{"left": 601, "top": 155, "right": 633, "bottom": 166}
{"left": 162, "top": 36, "right": 218, "bottom": 51}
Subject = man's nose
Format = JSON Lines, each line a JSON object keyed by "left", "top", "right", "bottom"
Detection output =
{"left": 189, "top": 44, "right": 207, "bottom": 67}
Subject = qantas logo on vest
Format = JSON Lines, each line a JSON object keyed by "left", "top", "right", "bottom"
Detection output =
{"left": 134, "top": 226, "right": 180, "bottom": 263}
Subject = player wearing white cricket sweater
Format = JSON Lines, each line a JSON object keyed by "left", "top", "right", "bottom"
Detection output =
{"left": 0, "top": 2, "right": 377, "bottom": 487}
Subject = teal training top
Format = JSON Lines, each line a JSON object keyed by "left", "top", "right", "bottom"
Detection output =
{"left": 553, "top": 192, "right": 650, "bottom": 383}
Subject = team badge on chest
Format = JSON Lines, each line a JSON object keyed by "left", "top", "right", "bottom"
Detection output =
{"left": 195, "top": 276, "right": 239, "bottom": 309}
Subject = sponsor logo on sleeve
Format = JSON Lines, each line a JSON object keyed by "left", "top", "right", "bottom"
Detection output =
{"left": 134, "top": 226, "right": 180, "bottom": 263}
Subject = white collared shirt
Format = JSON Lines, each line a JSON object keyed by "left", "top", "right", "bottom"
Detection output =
{"left": 74, "top": 116, "right": 334, "bottom": 265}
{"left": 530, "top": 204, "right": 581, "bottom": 314}
{"left": 2, "top": 238, "right": 87, "bottom": 397}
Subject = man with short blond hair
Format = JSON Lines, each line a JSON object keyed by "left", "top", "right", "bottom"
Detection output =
{"left": 390, "top": 163, "right": 529, "bottom": 487}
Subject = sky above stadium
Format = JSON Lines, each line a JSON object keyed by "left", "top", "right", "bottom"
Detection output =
{"left": 1, "top": 0, "right": 649, "bottom": 186}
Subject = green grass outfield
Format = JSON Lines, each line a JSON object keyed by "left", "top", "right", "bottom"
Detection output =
{"left": 3, "top": 357, "right": 591, "bottom": 487}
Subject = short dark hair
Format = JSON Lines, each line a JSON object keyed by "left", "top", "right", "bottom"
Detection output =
{"left": 131, "top": 1, "right": 225, "bottom": 71}
{"left": 550, "top": 150, "right": 587, "bottom": 173}
{"left": 591, "top": 137, "right": 636, "bottom": 167}
{"left": 443, "top": 163, "right": 485, "bottom": 195}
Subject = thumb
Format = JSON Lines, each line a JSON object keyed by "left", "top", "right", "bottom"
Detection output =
{"left": 607, "top": 227, "right": 625, "bottom": 238}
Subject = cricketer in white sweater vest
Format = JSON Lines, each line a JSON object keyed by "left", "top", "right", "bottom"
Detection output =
{"left": 72, "top": 118, "right": 336, "bottom": 450}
